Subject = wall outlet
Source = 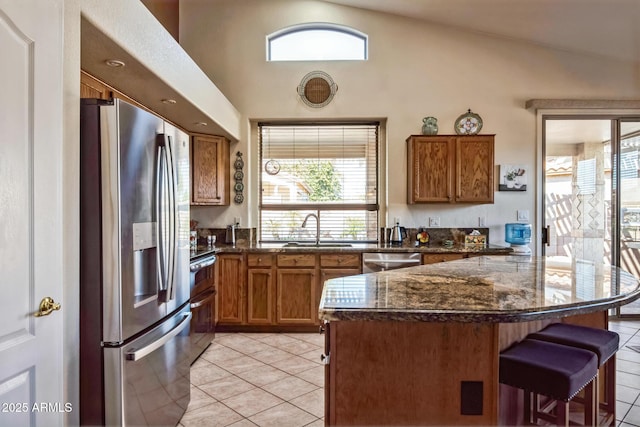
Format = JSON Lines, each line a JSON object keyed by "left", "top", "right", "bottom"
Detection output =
{"left": 429, "top": 217, "right": 441, "bottom": 227}
{"left": 233, "top": 217, "right": 241, "bottom": 225}
{"left": 478, "top": 216, "right": 486, "bottom": 227}
{"left": 517, "top": 210, "right": 529, "bottom": 222}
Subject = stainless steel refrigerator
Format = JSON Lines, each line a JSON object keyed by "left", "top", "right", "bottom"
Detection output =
{"left": 80, "top": 98, "right": 191, "bottom": 426}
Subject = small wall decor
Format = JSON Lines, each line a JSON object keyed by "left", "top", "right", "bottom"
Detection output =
{"left": 421, "top": 116, "right": 438, "bottom": 135}
{"left": 297, "top": 71, "right": 338, "bottom": 108}
{"left": 233, "top": 151, "right": 244, "bottom": 203}
{"left": 499, "top": 164, "right": 527, "bottom": 191}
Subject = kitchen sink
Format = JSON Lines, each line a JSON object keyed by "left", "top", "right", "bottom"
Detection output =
{"left": 283, "top": 242, "right": 352, "bottom": 248}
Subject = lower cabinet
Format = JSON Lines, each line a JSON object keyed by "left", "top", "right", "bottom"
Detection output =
{"left": 277, "top": 268, "right": 317, "bottom": 324}
{"left": 246, "top": 254, "right": 274, "bottom": 325}
{"left": 319, "top": 254, "right": 361, "bottom": 325}
{"left": 218, "top": 252, "right": 362, "bottom": 329}
{"left": 276, "top": 254, "right": 317, "bottom": 325}
{"left": 216, "top": 254, "right": 245, "bottom": 324}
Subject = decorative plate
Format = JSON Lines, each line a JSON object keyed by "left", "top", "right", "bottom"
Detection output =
{"left": 234, "top": 170, "right": 244, "bottom": 180}
{"left": 454, "top": 109, "right": 483, "bottom": 135}
{"left": 234, "top": 157, "right": 244, "bottom": 169}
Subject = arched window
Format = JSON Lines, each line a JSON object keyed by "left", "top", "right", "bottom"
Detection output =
{"left": 267, "top": 23, "right": 368, "bottom": 61}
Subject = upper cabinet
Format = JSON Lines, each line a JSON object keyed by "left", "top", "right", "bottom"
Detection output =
{"left": 192, "top": 135, "right": 230, "bottom": 205}
{"left": 407, "top": 135, "right": 494, "bottom": 204}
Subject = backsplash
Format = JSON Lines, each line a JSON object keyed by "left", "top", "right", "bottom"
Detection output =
{"left": 196, "top": 227, "right": 257, "bottom": 246}
{"left": 402, "top": 227, "right": 490, "bottom": 246}
{"left": 195, "top": 227, "right": 487, "bottom": 247}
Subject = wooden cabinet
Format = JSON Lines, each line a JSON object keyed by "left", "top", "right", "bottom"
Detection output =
{"left": 319, "top": 254, "right": 361, "bottom": 324}
{"left": 407, "top": 135, "right": 494, "bottom": 204}
{"left": 246, "top": 254, "right": 274, "bottom": 325}
{"left": 276, "top": 254, "right": 317, "bottom": 325}
{"left": 80, "top": 71, "right": 113, "bottom": 100}
{"left": 422, "top": 253, "right": 466, "bottom": 265}
{"left": 216, "top": 254, "right": 245, "bottom": 324}
{"left": 191, "top": 135, "right": 230, "bottom": 205}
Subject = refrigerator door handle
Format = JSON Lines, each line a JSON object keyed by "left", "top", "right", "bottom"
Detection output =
{"left": 155, "top": 133, "right": 179, "bottom": 302}
{"left": 155, "top": 142, "right": 167, "bottom": 296}
{"left": 165, "top": 134, "right": 177, "bottom": 301}
{"left": 125, "top": 312, "right": 192, "bottom": 361}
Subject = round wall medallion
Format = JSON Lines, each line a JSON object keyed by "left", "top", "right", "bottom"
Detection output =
{"left": 297, "top": 71, "right": 338, "bottom": 108}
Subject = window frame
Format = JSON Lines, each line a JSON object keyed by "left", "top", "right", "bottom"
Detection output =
{"left": 266, "top": 22, "right": 368, "bottom": 61}
{"left": 258, "top": 121, "right": 380, "bottom": 244}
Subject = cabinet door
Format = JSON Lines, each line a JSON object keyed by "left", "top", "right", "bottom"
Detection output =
{"left": 277, "top": 268, "right": 317, "bottom": 325}
{"left": 191, "top": 135, "right": 230, "bottom": 205}
{"left": 319, "top": 267, "right": 361, "bottom": 325}
{"left": 247, "top": 268, "right": 275, "bottom": 325}
{"left": 216, "top": 254, "right": 245, "bottom": 324}
{"left": 455, "top": 135, "right": 494, "bottom": 203}
{"left": 407, "top": 136, "right": 454, "bottom": 203}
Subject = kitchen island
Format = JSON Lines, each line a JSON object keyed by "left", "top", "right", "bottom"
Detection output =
{"left": 318, "top": 255, "right": 640, "bottom": 426}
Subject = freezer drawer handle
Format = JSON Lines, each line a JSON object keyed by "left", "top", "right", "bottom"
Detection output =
{"left": 125, "top": 312, "right": 192, "bottom": 361}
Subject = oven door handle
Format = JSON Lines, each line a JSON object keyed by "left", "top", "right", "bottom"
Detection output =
{"left": 125, "top": 312, "right": 192, "bottom": 361}
{"left": 191, "top": 289, "right": 216, "bottom": 309}
{"left": 190, "top": 255, "right": 217, "bottom": 272}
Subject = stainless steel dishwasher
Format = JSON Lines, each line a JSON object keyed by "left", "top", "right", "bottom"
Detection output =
{"left": 362, "top": 252, "right": 421, "bottom": 273}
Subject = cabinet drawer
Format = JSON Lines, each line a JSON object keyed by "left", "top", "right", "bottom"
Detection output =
{"left": 422, "top": 254, "right": 466, "bottom": 264}
{"left": 277, "top": 254, "right": 316, "bottom": 267}
{"left": 320, "top": 254, "right": 361, "bottom": 268}
{"left": 248, "top": 254, "right": 274, "bottom": 267}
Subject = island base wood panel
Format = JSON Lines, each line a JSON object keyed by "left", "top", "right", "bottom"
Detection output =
{"left": 326, "top": 321, "right": 499, "bottom": 426}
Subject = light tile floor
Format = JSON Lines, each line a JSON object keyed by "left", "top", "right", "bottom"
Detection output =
{"left": 180, "top": 319, "right": 640, "bottom": 427}
{"left": 179, "top": 332, "right": 325, "bottom": 427}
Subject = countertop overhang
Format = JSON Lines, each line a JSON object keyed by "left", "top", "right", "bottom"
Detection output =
{"left": 319, "top": 255, "right": 640, "bottom": 323}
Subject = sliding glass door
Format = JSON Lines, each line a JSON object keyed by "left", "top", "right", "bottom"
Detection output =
{"left": 543, "top": 116, "right": 640, "bottom": 318}
{"left": 618, "top": 120, "right": 640, "bottom": 315}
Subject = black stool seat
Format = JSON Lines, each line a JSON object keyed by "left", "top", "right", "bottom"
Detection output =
{"left": 527, "top": 323, "right": 619, "bottom": 426}
{"left": 500, "top": 339, "right": 598, "bottom": 401}
{"left": 528, "top": 323, "right": 619, "bottom": 366}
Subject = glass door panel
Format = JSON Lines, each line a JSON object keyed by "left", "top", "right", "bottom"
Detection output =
{"left": 544, "top": 119, "right": 612, "bottom": 264}
{"left": 543, "top": 119, "right": 612, "bottom": 295}
{"left": 618, "top": 120, "right": 640, "bottom": 315}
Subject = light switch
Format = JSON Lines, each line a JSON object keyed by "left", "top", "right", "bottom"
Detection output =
{"left": 517, "top": 210, "right": 530, "bottom": 222}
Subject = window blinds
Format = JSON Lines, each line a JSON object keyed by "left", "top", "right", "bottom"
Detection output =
{"left": 259, "top": 122, "right": 379, "bottom": 242}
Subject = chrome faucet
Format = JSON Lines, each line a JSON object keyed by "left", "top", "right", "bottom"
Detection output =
{"left": 302, "top": 213, "right": 320, "bottom": 245}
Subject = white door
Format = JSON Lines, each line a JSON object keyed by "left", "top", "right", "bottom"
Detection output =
{"left": 0, "top": 1, "right": 65, "bottom": 426}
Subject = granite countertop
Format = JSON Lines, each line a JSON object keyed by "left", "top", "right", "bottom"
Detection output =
{"left": 210, "top": 242, "right": 513, "bottom": 255}
{"left": 319, "top": 255, "right": 640, "bottom": 323}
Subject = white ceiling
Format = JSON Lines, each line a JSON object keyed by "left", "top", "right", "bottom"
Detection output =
{"left": 320, "top": 0, "right": 640, "bottom": 64}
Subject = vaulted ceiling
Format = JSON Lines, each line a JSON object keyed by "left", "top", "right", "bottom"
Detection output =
{"left": 320, "top": 0, "right": 640, "bottom": 64}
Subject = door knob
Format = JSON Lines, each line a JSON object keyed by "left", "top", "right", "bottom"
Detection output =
{"left": 35, "top": 297, "right": 61, "bottom": 317}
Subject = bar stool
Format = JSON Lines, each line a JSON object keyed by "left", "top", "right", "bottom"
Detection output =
{"left": 500, "top": 338, "right": 598, "bottom": 426}
{"left": 528, "top": 323, "right": 619, "bottom": 426}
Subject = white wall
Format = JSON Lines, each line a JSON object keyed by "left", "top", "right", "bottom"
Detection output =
{"left": 180, "top": 0, "right": 640, "bottom": 245}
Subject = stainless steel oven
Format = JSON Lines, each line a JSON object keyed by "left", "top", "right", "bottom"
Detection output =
{"left": 189, "top": 252, "right": 217, "bottom": 364}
